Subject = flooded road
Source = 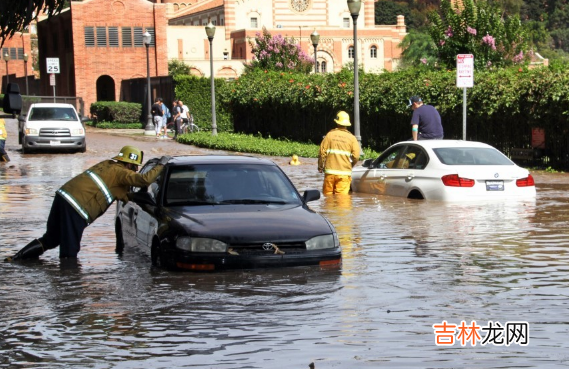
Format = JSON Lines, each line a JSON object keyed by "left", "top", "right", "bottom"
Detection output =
{"left": 1, "top": 117, "right": 569, "bottom": 368}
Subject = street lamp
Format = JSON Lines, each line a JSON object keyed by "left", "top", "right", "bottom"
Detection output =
{"left": 310, "top": 30, "right": 320, "bottom": 73}
{"left": 3, "top": 52, "right": 10, "bottom": 86}
{"left": 205, "top": 21, "right": 217, "bottom": 136}
{"left": 23, "top": 53, "right": 29, "bottom": 95}
{"left": 347, "top": 0, "right": 362, "bottom": 145}
{"left": 142, "top": 30, "right": 155, "bottom": 136}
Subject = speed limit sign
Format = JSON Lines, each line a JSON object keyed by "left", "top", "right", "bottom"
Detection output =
{"left": 46, "top": 58, "right": 60, "bottom": 74}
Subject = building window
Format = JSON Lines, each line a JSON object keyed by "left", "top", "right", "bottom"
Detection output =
{"left": 147, "top": 28, "right": 155, "bottom": 46}
{"left": 122, "top": 27, "right": 132, "bottom": 47}
{"left": 348, "top": 46, "right": 354, "bottom": 59}
{"left": 84, "top": 27, "right": 95, "bottom": 47}
{"left": 220, "top": 18, "right": 225, "bottom": 26}
{"left": 17, "top": 48, "right": 24, "bottom": 59}
{"left": 109, "top": 27, "right": 119, "bottom": 47}
{"left": 343, "top": 18, "right": 350, "bottom": 28}
{"left": 212, "top": 19, "right": 217, "bottom": 25}
{"left": 134, "top": 27, "right": 143, "bottom": 47}
{"left": 321, "top": 61, "right": 327, "bottom": 73}
{"left": 251, "top": 17, "right": 258, "bottom": 28}
{"left": 96, "top": 27, "right": 106, "bottom": 47}
{"left": 370, "top": 46, "right": 377, "bottom": 58}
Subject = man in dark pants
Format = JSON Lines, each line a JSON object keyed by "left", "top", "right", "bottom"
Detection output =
{"left": 171, "top": 100, "right": 182, "bottom": 139}
{"left": 408, "top": 96, "right": 444, "bottom": 140}
{"left": 5, "top": 146, "right": 171, "bottom": 261}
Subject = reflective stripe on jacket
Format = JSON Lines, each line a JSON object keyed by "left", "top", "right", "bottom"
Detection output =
{"left": 318, "top": 128, "right": 360, "bottom": 176}
{"left": 58, "top": 160, "right": 163, "bottom": 224}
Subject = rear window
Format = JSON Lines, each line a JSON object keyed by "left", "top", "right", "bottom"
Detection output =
{"left": 433, "top": 147, "right": 513, "bottom": 165}
{"left": 29, "top": 107, "right": 78, "bottom": 121}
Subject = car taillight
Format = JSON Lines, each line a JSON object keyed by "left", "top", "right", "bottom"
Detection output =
{"left": 516, "top": 174, "right": 535, "bottom": 187}
{"left": 441, "top": 174, "right": 475, "bottom": 187}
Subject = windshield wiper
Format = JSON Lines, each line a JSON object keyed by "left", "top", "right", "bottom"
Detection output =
{"left": 219, "top": 199, "right": 288, "bottom": 205}
{"left": 167, "top": 200, "right": 220, "bottom": 206}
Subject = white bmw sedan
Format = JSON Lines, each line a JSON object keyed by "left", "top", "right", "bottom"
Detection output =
{"left": 351, "top": 140, "right": 536, "bottom": 201}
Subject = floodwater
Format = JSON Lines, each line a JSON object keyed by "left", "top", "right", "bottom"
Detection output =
{"left": 1, "top": 117, "right": 569, "bottom": 368}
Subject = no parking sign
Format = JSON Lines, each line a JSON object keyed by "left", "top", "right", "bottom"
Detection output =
{"left": 457, "top": 54, "right": 474, "bottom": 88}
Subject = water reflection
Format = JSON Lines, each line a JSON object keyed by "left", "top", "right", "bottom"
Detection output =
{"left": 2, "top": 120, "right": 569, "bottom": 368}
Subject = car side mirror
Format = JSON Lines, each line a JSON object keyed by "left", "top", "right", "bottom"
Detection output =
{"left": 362, "top": 158, "right": 374, "bottom": 168}
{"left": 128, "top": 191, "right": 156, "bottom": 206}
{"left": 303, "top": 189, "right": 320, "bottom": 203}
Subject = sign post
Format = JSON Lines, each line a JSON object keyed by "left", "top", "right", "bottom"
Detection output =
{"left": 457, "top": 54, "right": 474, "bottom": 140}
{"left": 46, "top": 58, "right": 60, "bottom": 102}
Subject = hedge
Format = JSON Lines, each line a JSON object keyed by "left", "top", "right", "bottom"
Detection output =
{"left": 90, "top": 101, "right": 142, "bottom": 126}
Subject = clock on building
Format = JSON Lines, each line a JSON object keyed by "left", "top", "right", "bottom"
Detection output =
{"left": 290, "top": 0, "right": 311, "bottom": 13}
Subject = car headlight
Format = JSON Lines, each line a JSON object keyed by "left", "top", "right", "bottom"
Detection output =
{"left": 25, "top": 128, "right": 38, "bottom": 135}
{"left": 71, "top": 128, "right": 85, "bottom": 135}
{"left": 176, "top": 237, "right": 228, "bottom": 253}
{"left": 306, "top": 234, "right": 338, "bottom": 250}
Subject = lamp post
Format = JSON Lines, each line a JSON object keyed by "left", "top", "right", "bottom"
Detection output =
{"left": 23, "top": 53, "right": 29, "bottom": 95}
{"left": 142, "top": 30, "right": 155, "bottom": 136}
{"left": 3, "top": 52, "right": 10, "bottom": 86}
{"left": 310, "top": 30, "right": 320, "bottom": 73}
{"left": 205, "top": 21, "right": 217, "bottom": 136}
{"left": 347, "top": 0, "right": 362, "bottom": 145}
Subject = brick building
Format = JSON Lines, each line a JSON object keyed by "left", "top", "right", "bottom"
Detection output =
{"left": 1, "top": 33, "right": 34, "bottom": 94}
{"left": 36, "top": 0, "right": 406, "bottom": 111}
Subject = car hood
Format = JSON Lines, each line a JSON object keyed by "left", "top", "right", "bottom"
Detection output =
{"left": 162, "top": 204, "right": 333, "bottom": 243}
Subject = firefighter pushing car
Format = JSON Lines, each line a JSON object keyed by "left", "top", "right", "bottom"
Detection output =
{"left": 5, "top": 146, "right": 171, "bottom": 261}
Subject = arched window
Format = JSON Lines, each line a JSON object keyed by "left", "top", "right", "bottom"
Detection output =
{"left": 370, "top": 46, "right": 377, "bottom": 58}
{"left": 321, "top": 61, "right": 327, "bottom": 73}
{"left": 348, "top": 46, "right": 354, "bottom": 59}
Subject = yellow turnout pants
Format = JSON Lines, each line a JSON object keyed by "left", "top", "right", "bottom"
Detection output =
{"left": 323, "top": 174, "right": 352, "bottom": 195}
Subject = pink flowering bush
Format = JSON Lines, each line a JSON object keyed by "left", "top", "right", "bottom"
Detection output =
{"left": 245, "top": 27, "right": 314, "bottom": 74}
{"left": 428, "top": 0, "right": 530, "bottom": 69}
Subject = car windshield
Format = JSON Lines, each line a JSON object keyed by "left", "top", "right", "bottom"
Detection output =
{"left": 164, "top": 164, "right": 302, "bottom": 206}
{"left": 433, "top": 147, "right": 514, "bottom": 165}
{"left": 29, "top": 107, "right": 78, "bottom": 121}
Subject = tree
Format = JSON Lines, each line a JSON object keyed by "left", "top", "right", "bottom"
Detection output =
{"left": 245, "top": 27, "right": 314, "bottom": 74}
{"left": 399, "top": 30, "right": 439, "bottom": 68}
{"left": 0, "top": 0, "right": 65, "bottom": 45}
{"left": 168, "top": 59, "right": 191, "bottom": 76}
{"left": 428, "top": 0, "right": 531, "bottom": 69}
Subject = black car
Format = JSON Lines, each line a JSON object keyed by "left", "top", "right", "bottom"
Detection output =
{"left": 115, "top": 155, "right": 341, "bottom": 271}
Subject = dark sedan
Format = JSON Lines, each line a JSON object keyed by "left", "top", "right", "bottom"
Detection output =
{"left": 115, "top": 155, "right": 341, "bottom": 271}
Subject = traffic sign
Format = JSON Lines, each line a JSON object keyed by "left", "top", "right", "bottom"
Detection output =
{"left": 456, "top": 54, "right": 474, "bottom": 88}
{"left": 49, "top": 73, "right": 56, "bottom": 86}
{"left": 46, "top": 58, "right": 60, "bottom": 74}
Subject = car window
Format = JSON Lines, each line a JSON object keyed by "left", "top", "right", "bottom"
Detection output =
{"left": 400, "top": 146, "right": 428, "bottom": 169}
{"left": 29, "top": 107, "right": 78, "bottom": 121}
{"left": 434, "top": 147, "right": 514, "bottom": 165}
{"left": 373, "top": 146, "right": 406, "bottom": 169}
{"left": 131, "top": 160, "right": 161, "bottom": 197}
{"left": 164, "top": 164, "right": 301, "bottom": 206}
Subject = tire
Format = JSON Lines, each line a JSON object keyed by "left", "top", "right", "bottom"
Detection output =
{"left": 151, "top": 239, "right": 176, "bottom": 270}
{"left": 78, "top": 145, "right": 87, "bottom": 153}
{"left": 189, "top": 123, "right": 200, "bottom": 133}
{"left": 18, "top": 132, "right": 23, "bottom": 145}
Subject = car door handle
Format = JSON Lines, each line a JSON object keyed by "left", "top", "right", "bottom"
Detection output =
{"left": 379, "top": 174, "right": 386, "bottom": 181}
{"left": 407, "top": 173, "right": 414, "bottom": 180}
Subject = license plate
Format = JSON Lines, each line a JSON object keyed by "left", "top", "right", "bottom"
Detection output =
{"left": 486, "top": 180, "right": 504, "bottom": 191}
{"left": 50, "top": 140, "right": 61, "bottom": 146}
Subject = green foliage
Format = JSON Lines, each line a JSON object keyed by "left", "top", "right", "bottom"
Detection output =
{"left": 175, "top": 131, "right": 379, "bottom": 159}
{"left": 0, "top": 0, "right": 65, "bottom": 44}
{"left": 85, "top": 121, "right": 141, "bottom": 129}
{"left": 428, "top": 0, "right": 531, "bottom": 69}
{"left": 375, "top": 1, "right": 410, "bottom": 25}
{"left": 173, "top": 74, "right": 232, "bottom": 132}
{"left": 399, "top": 30, "right": 439, "bottom": 68}
{"left": 244, "top": 27, "right": 314, "bottom": 74}
{"left": 90, "top": 101, "right": 141, "bottom": 125}
{"left": 168, "top": 59, "right": 191, "bottom": 76}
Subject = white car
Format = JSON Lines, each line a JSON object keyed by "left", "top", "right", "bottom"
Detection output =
{"left": 351, "top": 140, "right": 536, "bottom": 201}
{"left": 19, "top": 103, "right": 86, "bottom": 153}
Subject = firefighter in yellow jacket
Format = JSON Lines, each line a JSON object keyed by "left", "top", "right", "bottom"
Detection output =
{"left": 318, "top": 111, "right": 360, "bottom": 195}
{"left": 5, "top": 146, "right": 171, "bottom": 261}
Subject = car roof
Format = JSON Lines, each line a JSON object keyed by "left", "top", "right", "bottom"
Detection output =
{"left": 29, "top": 103, "right": 76, "bottom": 109}
{"left": 396, "top": 140, "right": 495, "bottom": 149}
{"left": 165, "top": 155, "right": 277, "bottom": 166}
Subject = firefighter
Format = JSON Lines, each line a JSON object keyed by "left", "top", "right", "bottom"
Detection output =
{"left": 318, "top": 111, "right": 360, "bottom": 195}
{"left": 5, "top": 146, "right": 171, "bottom": 261}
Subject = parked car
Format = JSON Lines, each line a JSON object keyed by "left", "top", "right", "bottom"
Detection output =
{"left": 115, "top": 155, "right": 342, "bottom": 271}
{"left": 18, "top": 103, "right": 86, "bottom": 153}
{"left": 351, "top": 140, "right": 536, "bottom": 201}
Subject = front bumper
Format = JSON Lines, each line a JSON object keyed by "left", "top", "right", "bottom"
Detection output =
{"left": 23, "top": 136, "right": 86, "bottom": 150}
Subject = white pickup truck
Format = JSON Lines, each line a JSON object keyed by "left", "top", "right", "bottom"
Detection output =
{"left": 18, "top": 103, "right": 87, "bottom": 153}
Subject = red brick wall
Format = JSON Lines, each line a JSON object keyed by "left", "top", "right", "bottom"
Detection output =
{"left": 1, "top": 33, "right": 33, "bottom": 93}
{"left": 38, "top": 0, "right": 168, "bottom": 111}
